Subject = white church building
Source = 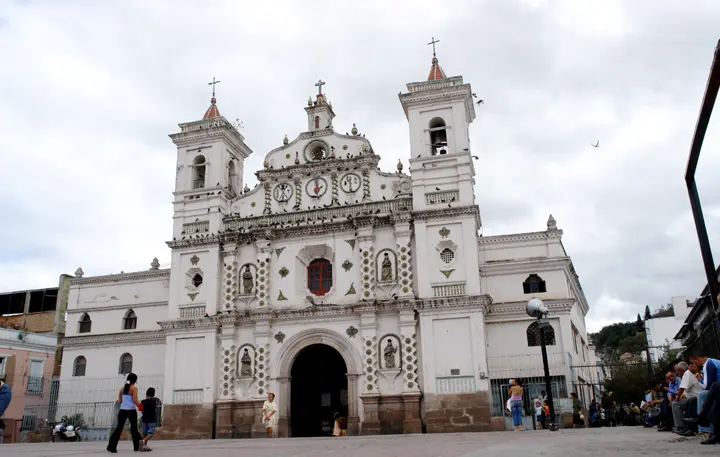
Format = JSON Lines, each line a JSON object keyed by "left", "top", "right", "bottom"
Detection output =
{"left": 59, "top": 53, "right": 595, "bottom": 438}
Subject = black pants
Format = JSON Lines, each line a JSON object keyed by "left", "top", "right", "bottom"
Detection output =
{"left": 704, "top": 381, "right": 720, "bottom": 430}
{"left": 107, "top": 409, "right": 141, "bottom": 452}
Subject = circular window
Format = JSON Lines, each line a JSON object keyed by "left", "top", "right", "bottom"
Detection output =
{"left": 440, "top": 248, "right": 454, "bottom": 264}
{"left": 305, "top": 140, "right": 329, "bottom": 162}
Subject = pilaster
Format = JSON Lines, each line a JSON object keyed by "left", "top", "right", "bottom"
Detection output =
{"left": 222, "top": 242, "right": 239, "bottom": 312}
{"left": 359, "top": 312, "right": 378, "bottom": 396}
{"left": 218, "top": 323, "right": 237, "bottom": 401}
{"left": 399, "top": 309, "right": 420, "bottom": 394}
{"left": 346, "top": 373, "right": 360, "bottom": 435}
{"left": 393, "top": 215, "right": 414, "bottom": 298}
{"left": 357, "top": 224, "right": 376, "bottom": 301}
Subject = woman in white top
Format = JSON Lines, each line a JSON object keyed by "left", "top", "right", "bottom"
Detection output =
{"left": 263, "top": 393, "right": 278, "bottom": 438}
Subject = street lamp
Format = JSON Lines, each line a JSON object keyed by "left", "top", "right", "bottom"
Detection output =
{"left": 527, "top": 298, "right": 559, "bottom": 431}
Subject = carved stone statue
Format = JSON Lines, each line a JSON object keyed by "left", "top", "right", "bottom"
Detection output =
{"left": 381, "top": 253, "right": 393, "bottom": 282}
{"left": 384, "top": 339, "right": 397, "bottom": 369}
{"left": 240, "top": 349, "right": 253, "bottom": 377}
{"left": 242, "top": 266, "right": 254, "bottom": 295}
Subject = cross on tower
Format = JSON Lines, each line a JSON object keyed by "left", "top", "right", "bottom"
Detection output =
{"left": 315, "top": 79, "right": 325, "bottom": 95}
{"left": 427, "top": 37, "right": 440, "bottom": 57}
{"left": 208, "top": 77, "right": 221, "bottom": 98}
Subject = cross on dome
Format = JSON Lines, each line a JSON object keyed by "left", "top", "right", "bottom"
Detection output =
{"left": 315, "top": 79, "right": 325, "bottom": 95}
{"left": 426, "top": 37, "right": 447, "bottom": 81}
{"left": 203, "top": 76, "right": 222, "bottom": 120}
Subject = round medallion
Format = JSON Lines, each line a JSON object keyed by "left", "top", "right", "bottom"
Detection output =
{"left": 273, "top": 183, "right": 293, "bottom": 203}
{"left": 306, "top": 177, "right": 328, "bottom": 198}
{"left": 340, "top": 173, "right": 361, "bottom": 193}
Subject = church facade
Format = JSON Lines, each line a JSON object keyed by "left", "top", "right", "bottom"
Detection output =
{"left": 59, "top": 55, "right": 595, "bottom": 438}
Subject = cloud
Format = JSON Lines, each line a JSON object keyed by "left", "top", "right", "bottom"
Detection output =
{"left": 1, "top": 0, "right": 720, "bottom": 333}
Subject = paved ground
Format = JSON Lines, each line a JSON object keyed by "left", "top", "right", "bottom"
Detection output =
{"left": 1, "top": 427, "right": 715, "bottom": 457}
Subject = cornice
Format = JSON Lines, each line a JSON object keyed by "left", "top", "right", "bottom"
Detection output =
{"left": 67, "top": 301, "right": 168, "bottom": 314}
{"left": 167, "top": 234, "right": 221, "bottom": 249}
{"left": 480, "top": 257, "right": 570, "bottom": 276}
{"left": 62, "top": 331, "right": 166, "bottom": 349}
{"left": 485, "top": 299, "right": 574, "bottom": 320}
{"left": 414, "top": 294, "right": 492, "bottom": 312}
{"left": 478, "top": 229, "right": 563, "bottom": 246}
{"left": 70, "top": 269, "right": 170, "bottom": 286}
{"left": 255, "top": 154, "right": 381, "bottom": 181}
{"left": 413, "top": 205, "right": 481, "bottom": 229}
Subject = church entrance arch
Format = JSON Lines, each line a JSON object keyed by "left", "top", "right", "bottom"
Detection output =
{"left": 276, "top": 329, "right": 361, "bottom": 437}
{"left": 290, "top": 344, "right": 347, "bottom": 437}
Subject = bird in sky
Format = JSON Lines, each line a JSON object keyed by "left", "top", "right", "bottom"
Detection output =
{"left": 591, "top": 141, "right": 600, "bottom": 148}
{"left": 476, "top": 99, "right": 484, "bottom": 105}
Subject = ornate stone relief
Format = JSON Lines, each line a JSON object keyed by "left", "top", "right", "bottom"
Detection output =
{"left": 256, "top": 345, "right": 270, "bottom": 396}
{"left": 274, "top": 331, "right": 286, "bottom": 343}
{"left": 345, "top": 239, "right": 356, "bottom": 250}
{"left": 188, "top": 292, "right": 198, "bottom": 301}
{"left": 360, "top": 247, "right": 375, "bottom": 299}
{"left": 340, "top": 173, "right": 361, "bottom": 193}
{"left": 439, "top": 227, "right": 451, "bottom": 238}
{"left": 240, "top": 265, "right": 255, "bottom": 295}
{"left": 306, "top": 177, "right": 328, "bottom": 198}
{"left": 346, "top": 326, "right": 358, "bottom": 338}
{"left": 345, "top": 283, "right": 356, "bottom": 296}
{"left": 440, "top": 269, "right": 455, "bottom": 279}
{"left": 263, "top": 182, "right": 272, "bottom": 214}
{"left": 293, "top": 177, "right": 302, "bottom": 209}
{"left": 279, "top": 266, "right": 289, "bottom": 278}
{"left": 275, "top": 247, "right": 285, "bottom": 258}
{"left": 330, "top": 172, "right": 339, "bottom": 206}
{"left": 361, "top": 168, "right": 371, "bottom": 202}
{"left": 277, "top": 290, "right": 288, "bottom": 301}
{"left": 362, "top": 336, "right": 379, "bottom": 393}
{"left": 397, "top": 244, "right": 413, "bottom": 295}
{"left": 375, "top": 249, "right": 398, "bottom": 299}
{"left": 401, "top": 333, "right": 420, "bottom": 392}
{"left": 223, "top": 259, "right": 238, "bottom": 311}
{"left": 219, "top": 342, "right": 238, "bottom": 400}
{"left": 256, "top": 256, "right": 272, "bottom": 307}
{"left": 190, "top": 255, "right": 200, "bottom": 266}
{"left": 273, "top": 183, "right": 293, "bottom": 203}
{"left": 342, "top": 260, "right": 353, "bottom": 272}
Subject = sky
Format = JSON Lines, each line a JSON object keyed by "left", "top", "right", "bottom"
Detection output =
{"left": 1, "top": 0, "right": 719, "bottom": 332}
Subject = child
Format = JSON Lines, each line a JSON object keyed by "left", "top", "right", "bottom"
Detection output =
{"left": 534, "top": 399, "right": 543, "bottom": 429}
{"left": 140, "top": 387, "right": 161, "bottom": 452}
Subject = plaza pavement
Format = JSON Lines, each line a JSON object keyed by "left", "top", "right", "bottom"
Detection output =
{"left": 1, "top": 427, "right": 714, "bottom": 457}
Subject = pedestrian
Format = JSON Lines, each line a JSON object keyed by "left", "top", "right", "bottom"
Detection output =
{"left": 107, "top": 373, "right": 142, "bottom": 453}
{"left": 508, "top": 379, "right": 525, "bottom": 431}
{"left": 262, "top": 393, "right": 278, "bottom": 438}
{"left": 534, "top": 399, "right": 544, "bottom": 429}
{"left": 601, "top": 392, "right": 615, "bottom": 427}
{"left": 0, "top": 379, "right": 11, "bottom": 444}
{"left": 571, "top": 392, "right": 584, "bottom": 428}
{"left": 140, "top": 387, "right": 161, "bottom": 451}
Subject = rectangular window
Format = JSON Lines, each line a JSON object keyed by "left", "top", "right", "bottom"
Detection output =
{"left": 0, "top": 356, "right": 6, "bottom": 378}
{"left": 27, "top": 360, "right": 44, "bottom": 394}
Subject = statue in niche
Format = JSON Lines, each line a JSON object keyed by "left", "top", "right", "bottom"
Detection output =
{"left": 242, "top": 266, "right": 254, "bottom": 295}
{"left": 240, "top": 349, "right": 253, "bottom": 377}
{"left": 384, "top": 339, "right": 398, "bottom": 369}
{"left": 381, "top": 253, "right": 393, "bottom": 281}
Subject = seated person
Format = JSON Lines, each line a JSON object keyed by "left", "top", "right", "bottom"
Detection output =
{"left": 333, "top": 413, "right": 347, "bottom": 437}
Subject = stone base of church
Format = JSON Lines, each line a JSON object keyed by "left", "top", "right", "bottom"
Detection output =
{"left": 423, "top": 392, "right": 492, "bottom": 433}
{"left": 360, "top": 394, "right": 422, "bottom": 435}
{"left": 215, "top": 400, "right": 265, "bottom": 438}
{"left": 157, "top": 404, "right": 215, "bottom": 440}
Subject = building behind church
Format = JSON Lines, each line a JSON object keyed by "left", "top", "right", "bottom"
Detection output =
{"left": 57, "top": 53, "right": 597, "bottom": 438}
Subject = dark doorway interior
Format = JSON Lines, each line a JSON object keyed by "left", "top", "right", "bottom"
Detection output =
{"left": 290, "top": 344, "right": 348, "bottom": 437}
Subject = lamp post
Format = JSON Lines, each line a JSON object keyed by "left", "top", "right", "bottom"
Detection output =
{"left": 527, "top": 298, "right": 558, "bottom": 431}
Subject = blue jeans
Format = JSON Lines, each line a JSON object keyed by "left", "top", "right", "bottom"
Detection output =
{"left": 698, "top": 390, "right": 714, "bottom": 434}
{"left": 510, "top": 400, "right": 523, "bottom": 427}
{"left": 0, "top": 384, "right": 12, "bottom": 418}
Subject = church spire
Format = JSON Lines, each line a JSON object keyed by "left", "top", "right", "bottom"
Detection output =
{"left": 203, "top": 77, "right": 222, "bottom": 120}
{"left": 426, "top": 37, "right": 446, "bottom": 81}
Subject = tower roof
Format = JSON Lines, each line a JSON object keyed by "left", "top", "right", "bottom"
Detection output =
{"left": 203, "top": 97, "right": 221, "bottom": 120}
{"left": 427, "top": 57, "right": 447, "bottom": 81}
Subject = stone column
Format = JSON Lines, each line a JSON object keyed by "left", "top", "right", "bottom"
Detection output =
{"left": 356, "top": 224, "right": 375, "bottom": 301}
{"left": 251, "top": 319, "right": 272, "bottom": 438}
{"left": 402, "top": 394, "right": 422, "bottom": 434}
{"left": 399, "top": 309, "right": 420, "bottom": 395}
{"left": 346, "top": 374, "right": 359, "bottom": 435}
{"left": 392, "top": 214, "right": 414, "bottom": 298}
{"left": 276, "top": 376, "right": 291, "bottom": 437}
{"left": 360, "top": 396, "right": 381, "bottom": 435}
{"left": 217, "top": 319, "right": 237, "bottom": 402}
{"left": 221, "top": 243, "right": 239, "bottom": 312}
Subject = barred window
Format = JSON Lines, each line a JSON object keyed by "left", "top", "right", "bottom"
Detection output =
{"left": 119, "top": 353, "right": 133, "bottom": 375}
{"left": 308, "top": 259, "right": 332, "bottom": 296}
{"left": 123, "top": 309, "right": 137, "bottom": 330}
{"left": 440, "top": 248, "right": 454, "bottom": 264}
{"left": 73, "top": 356, "right": 86, "bottom": 377}
{"left": 523, "top": 274, "right": 547, "bottom": 294}
{"left": 526, "top": 321, "right": 556, "bottom": 347}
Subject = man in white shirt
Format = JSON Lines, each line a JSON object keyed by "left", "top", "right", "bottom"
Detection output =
{"left": 672, "top": 362, "right": 703, "bottom": 436}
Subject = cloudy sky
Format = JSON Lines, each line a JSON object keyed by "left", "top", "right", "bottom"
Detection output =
{"left": 1, "top": 0, "right": 719, "bottom": 331}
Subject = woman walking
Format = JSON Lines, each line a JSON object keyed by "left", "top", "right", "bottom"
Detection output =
{"left": 107, "top": 373, "right": 142, "bottom": 453}
{"left": 508, "top": 379, "right": 525, "bottom": 431}
{"left": 262, "top": 392, "right": 278, "bottom": 438}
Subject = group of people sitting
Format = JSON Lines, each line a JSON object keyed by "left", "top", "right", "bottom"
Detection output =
{"left": 639, "top": 355, "right": 718, "bottom": 445}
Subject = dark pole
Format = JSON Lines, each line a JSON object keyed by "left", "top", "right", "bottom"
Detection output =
{"left": 538, "top": 317, "right": 558, "bottom": 431}
{"left": 685, "top": 39, "right": 720, "bottom": 356}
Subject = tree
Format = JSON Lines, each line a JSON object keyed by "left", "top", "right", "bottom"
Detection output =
{"left": 604, "top": 363, "right": 648, "bottom": 404}
{"left": 617, "top": 332, "right": 647, "bottom": 355}
{"left": 636, "top": 314, "right": 643, "bottom": 326}
{"left": 652, "top": 304, "right": 675, "bottom": 319}
{"left": 590, "top": 321, "right": 645, "bottom": 360}
{"left": 644, "top": 305, "right": 652, "bottom": 320}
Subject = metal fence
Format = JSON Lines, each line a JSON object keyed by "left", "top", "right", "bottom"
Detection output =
{"left": 683, "top": 314, "right": 720, "bottom": 359}
{"left": 490, "top": 376, "right": 570, "bottom": 430}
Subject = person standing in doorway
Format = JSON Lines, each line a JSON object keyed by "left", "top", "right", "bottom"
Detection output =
{"left": 0, "top": 379, "right": 11, "bottom": 444}
{"left": 508, "top": 379, "right": 525, "bottom": 431}
{"left": 107, "top": 373, "right": 142, "bottom": 453}
{"left": 571, "top": 392, "right": 584, "bottom": 428}
{"left": 263, "top": 393, "right": 278, "bottom": 438}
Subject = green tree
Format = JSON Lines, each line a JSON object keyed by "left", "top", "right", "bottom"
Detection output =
{"left": 636, "top": 314, "right": 642, "bottom": 326}
{"left": 604, "top": 363, "right": 648, "bottom": 404}
{"left": 590, "top": 321, "right": 645, "bottom": 360}
{"left": 644, "top": 305, "right": 652, "bottom": 320}
{"left": 617, "top": 332, "right": 647, "bottom": 355}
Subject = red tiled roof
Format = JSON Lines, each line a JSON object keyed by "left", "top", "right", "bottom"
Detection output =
{"left": 427, "top": 57, "right": 447, "bottom": 81}
{"left": 203, "top": 97, "right": 221, "bottom": 120}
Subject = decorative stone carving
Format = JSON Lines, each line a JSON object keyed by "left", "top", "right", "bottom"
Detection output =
{"left": 277, "top": 290, "right": 288, "bottom": 301}
{"left": 342, "top": 260, "right": 353, "bottom": 272}
{"left": 345, "top": 239, "right": 356, "bottom": 250}
{"left": 440, "top": 269, "right": 455, "bottom": 279}
{"left": 396, "top": 159, "right": 404, "bottom": 174}
{"left": 223, "top": 259, "right": 238, "bottom": 311}
{"left": 345, "top": 283, "right": 356, "bottom": 295}
{"left": 242, "top": 265, "right": 254, "bottom": 295}
{"left": 439, "top": 227, "right": 450, "bottom": 238}
{"left": 382, "top": 338, "right": 399, "bottom": 369}
{"left": 219, "top": 343, "right": 238, "bottom": 400}
{"left": 381, "top": 253, "right": 393, "bottom": 282}
{"left": 362, "top": 336, "right": 379, "bottom": 393}
{"left": 150, "top": 257, "right": 160, "bottom": 270}
{"left": 274, "top": 331, "right": 286, "bottom": 344}
{"left": 351, "top": 123, "right": 358, "bottom": 135}
{"left": 547, "top": 214, "right": 557, "bottom": 231}
{"left": 361, "top": 168, "right": 371, "bottom": 201}
{"left": 263, "top": 182, "right": 272, "bottom": 214}
{"left": 240, "top": 348, "right": 253, "bottom": 377}
{"left": 275, "top": 247, "right": 285, "bottom": 258}
{"left": 293, "top": 177, "right": 302, "bottom": 209}
{"left": 273, "top": 183, "right": 293, "bottom": 203}
{"left": 188, "top": 292, "right": 198, "bottom": 301}
{"left": 190, "top": 255, "right": 200, "bottom": 266}
{"left": 396, "top": 244, "right": 413, "bottom": 296}
{"left": 346, "top": 326, "right": 358, "bottom": 338}
{"left": 75, "top": 267, "right": 84, "bottom": 278}
{"left": 360, "top": 246, "right": 375, "bottom": 300}
{"left": 340, "top": 173, "right": 361, "bottom": 193}
{"left": 402, "top": 333, "right": 420, "bottom": 392}
{"left": 306, "top": 177, "right": 328, "bottom": 198}
{"left": 294, "top": 151, "right": 300, "bottom": 165}
{"left": 283, "top": 134, "right": 289, "bottom": 146}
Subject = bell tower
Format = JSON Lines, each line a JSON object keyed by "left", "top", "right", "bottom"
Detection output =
{"left": 305, "top": 79, "right": 336, "bottom": 131}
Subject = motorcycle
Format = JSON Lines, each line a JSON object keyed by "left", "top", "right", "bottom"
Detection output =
{"left": 51, "top": 423, "right": 82, "bottom": 442}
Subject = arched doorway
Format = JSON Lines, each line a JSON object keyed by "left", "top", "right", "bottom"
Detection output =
{"left": 290, "top": 344, "right": 348, "bottom": 437}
